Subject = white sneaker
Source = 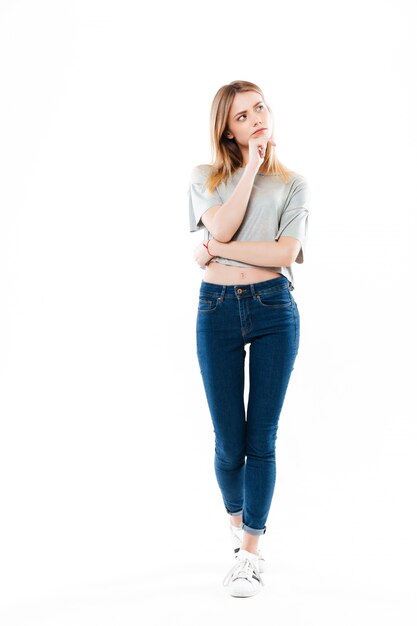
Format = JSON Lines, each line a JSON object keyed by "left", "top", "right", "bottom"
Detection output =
{"left": 222, "top": 549, "right": 265, "bottom": 597}
{"left": 229, "top": 523, "right": 266, "bottom": 573}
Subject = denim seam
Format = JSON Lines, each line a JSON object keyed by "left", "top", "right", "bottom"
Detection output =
{"left": 290, "top": 295, "right": 298, "bottom": 344}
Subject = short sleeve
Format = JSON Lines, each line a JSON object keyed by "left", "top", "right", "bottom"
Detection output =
{"left": 188, "top": 165, "right": 223, "bottom": 232}
{"left": 275, "top": 176, "right": 310, "bottom": 263}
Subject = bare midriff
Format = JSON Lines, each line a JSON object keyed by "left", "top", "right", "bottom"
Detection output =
{"left": 203, "top": 260, "right": 283, "bottom": 285}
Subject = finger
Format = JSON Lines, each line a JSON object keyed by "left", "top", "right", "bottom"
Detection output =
{"left": 255, "top": 136, "right": 275, "bottom": 147}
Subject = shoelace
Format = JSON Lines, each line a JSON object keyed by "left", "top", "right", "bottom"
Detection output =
{"left": 222, "top": 555, "right": 265, "bottom": 588}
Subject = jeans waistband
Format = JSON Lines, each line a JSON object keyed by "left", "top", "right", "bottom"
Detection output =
{"left": 200, "top": 275, "right": 292, "bottom": 299}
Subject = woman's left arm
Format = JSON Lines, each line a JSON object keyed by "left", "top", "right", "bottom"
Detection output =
{"left": 193, "top": 237, "right": 301, "bottom": 268}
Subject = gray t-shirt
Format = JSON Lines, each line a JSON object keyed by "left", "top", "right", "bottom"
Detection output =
{"left": 188, "top": 164, "right": 310, "bottom": 287}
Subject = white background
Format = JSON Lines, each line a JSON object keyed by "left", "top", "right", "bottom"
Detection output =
{"left": 1, "top": 0, "right": 416, "bottom": 624}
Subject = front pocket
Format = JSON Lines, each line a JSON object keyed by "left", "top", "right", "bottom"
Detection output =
{"left": 198, "top": 297, "right": 220, "bottom": 312}
{"left": 256, "top": 289, "right": 292, "bottom": 308}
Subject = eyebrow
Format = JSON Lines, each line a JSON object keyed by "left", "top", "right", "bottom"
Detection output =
{"left": 233, "top": 101, "right": 263, "bottom": 119}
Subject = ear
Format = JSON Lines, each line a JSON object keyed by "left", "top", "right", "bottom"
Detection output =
{"left": 225, "top": 130, "right": 234, "bottom": 139}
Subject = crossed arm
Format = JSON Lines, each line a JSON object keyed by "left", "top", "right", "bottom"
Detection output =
{"left": 193, "top": 236, "right": 301, "bottom": 269}
{"left": 192, "top": 178, "right": 302, "bottom": 268}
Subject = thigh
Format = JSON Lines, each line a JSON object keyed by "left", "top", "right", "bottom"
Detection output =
{"left": 196, "top": 304, "right": 247, "bottom": 451}
{"left": 246, "top": 307, "right": 300, "bottom": 451}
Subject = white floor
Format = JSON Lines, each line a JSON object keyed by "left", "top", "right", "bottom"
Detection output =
{"left": 1, "top": 524, "right": 415, "bottom": 626}
{"left": 1, "top": 375, "right": 416, "bottom": 625}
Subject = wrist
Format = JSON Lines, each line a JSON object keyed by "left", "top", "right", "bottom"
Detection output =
{"left": 244, "top": 166, "right": 259, "bottom": 178}
{"left": 203, "top": 239, "right": 217, "bottom": 257}
{"left": 207, "top": 238, "right": 222, "bottom": 256}
{"left": 242, "top": 163, "right": 260, "bottom": 178}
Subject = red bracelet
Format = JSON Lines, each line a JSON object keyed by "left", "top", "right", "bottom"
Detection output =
{"left": 203, "top": 240, "right": 215, "bottom": 257}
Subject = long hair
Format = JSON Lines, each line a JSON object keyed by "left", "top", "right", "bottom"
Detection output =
{"left": 205, "top": 80, "right": 297, "bottom": 194}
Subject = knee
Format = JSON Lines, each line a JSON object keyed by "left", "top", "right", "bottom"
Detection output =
{"left": 246, "top": 431, "right": 277, "bottom": 460}
{"left": 215, "top": 440, "right": 245, "bottom": 469}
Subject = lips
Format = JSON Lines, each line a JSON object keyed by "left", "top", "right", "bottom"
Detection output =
{"left": 253, "top": 128, "right": 267, "bottom": 135}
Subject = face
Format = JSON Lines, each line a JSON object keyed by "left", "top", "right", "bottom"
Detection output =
{"left": 225, "top": 90, "right": 273, "bottom": 148}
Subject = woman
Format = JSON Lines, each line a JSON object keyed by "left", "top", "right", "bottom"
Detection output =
{"left": 188, "top": 80, "right": 309, "bottom": 597}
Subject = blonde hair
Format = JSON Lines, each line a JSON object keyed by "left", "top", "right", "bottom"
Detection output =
{"left": 205, "top": 80, "right": 297, "bottom": 194}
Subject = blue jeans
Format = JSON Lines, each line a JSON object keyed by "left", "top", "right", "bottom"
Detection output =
{"left": 196, "top": 275, "right": 300, "bottom": 536}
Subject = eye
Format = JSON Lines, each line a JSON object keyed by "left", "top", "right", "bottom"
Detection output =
{"left": 237, "top": 104, "right": 265, "bottom": 122}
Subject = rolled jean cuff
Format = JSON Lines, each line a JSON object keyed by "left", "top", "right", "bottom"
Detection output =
{"left": 242, "top": 523, "right": 267, "bottom": 536}
{"left": 226, "top": 507, "right": 243, "bottom": 516}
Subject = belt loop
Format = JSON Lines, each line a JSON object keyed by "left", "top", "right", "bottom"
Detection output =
{"left": 250, "top": 283, "right": 256, "bottom": 299}
{"left": 220, "top": 284, "right": 226, "bottom": 301}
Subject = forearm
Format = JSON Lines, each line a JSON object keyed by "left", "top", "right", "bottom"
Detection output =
{"left": 211, "top": 167, "right": 258, "bottom": 242}
{"left": 209, "top": 239, "right": 292, "bottom": 268}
